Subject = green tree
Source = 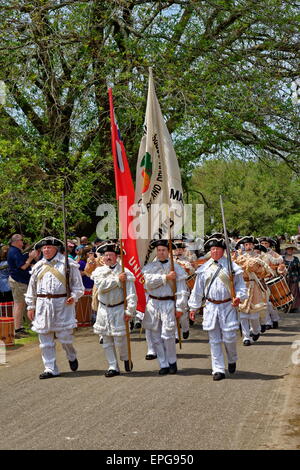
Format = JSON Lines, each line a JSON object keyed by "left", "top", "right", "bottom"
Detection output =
{"left": 190, "top": 158, "right": 300, "bottom": 235}
{"left": 0, "top": 1, "right": 299, "bottom": 239}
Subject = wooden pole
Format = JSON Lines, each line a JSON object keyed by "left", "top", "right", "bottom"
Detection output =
{"left": 168, "top": 239, "right": 182, "bottom": 349}
{"left": 120, "top": 241, "right": 133, "bottom": 371}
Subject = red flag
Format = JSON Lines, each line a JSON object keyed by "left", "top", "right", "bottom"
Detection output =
{"left": 108, "top": 87, "right": 146, "bottom": 314}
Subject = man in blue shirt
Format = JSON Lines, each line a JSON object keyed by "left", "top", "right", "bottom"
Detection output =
{"left": 7, "top": 234, "right": 37, "bottom": 338}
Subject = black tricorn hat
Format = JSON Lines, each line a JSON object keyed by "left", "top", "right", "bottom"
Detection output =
{"left": 236, "top": 236, "right": 258, "bottom": 247}
{"left": 173, "top": 240, "right": 186, "bottom": 249}
{"left": 204, "top": 237, "right": 226, "bottom": 252}
{"left": 150, "top": 239, "right": 176, "bottom": 250}
{"left": 34, "top": 237, "right": 64, "bottom": 250}
{"left": 97, "top": 240, "right": 121, "bottom": 255}
{"left": 254, "top": 244, "right": 268, "bottom": 253}
{"left": 258, "top": 236, "right": 275, "bottom": 246}
{"left": 207, "top": 232, "right": 225, "bottom": 240}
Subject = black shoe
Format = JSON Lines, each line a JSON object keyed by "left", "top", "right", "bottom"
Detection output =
{"left": 189, "top": 319, "right": 194, "bottom": 327}
{"left": 243, "top": 340, "right": 251, "bottom": 346}
{"left": 134, "top": 322, "right": 142, "bottom": 329}
{"left": 252, "top": 333, "right": 260, "bottom": 342}
{"left": 15, "top": 328, "right": 30, "bottom": 337}
{"left": 182, "top": 331, "right": 189, "bottom": 340}
{"left": 130, "top": 321, "right": 134, "bottom": 331}
{"left": 99, "top": 336, "right": 103, "bottom": 344}
{"left": 228, "top": 363, "right": 236, "bottom": 374}
{"left": 213, "top": 372, "right": 225, "bottom": 381}
{"left": 169, "top": 362, "right": 177, "bottom": 374}
{"left": 272, "top": 321, "right": 278, "bottom": 329}
{"left": 265, "top": 325, "right": 272, "bottom": 330}
{"left": 124, "top": 360, "right": 133, "bottom": 372}
{"left": 104, "top": 369, "right": 120, "bottom": 378}
{"left": 145, "top": 354, "right": 157, "bottom": 360}
{"left": 175, "top": 338, "right": 179, "bottom": 344}
{"left": 249, "top": 331, "right": 253, "bottom": 337}
{"left": 260, "top": 324, "right": 266, "bottom": 333}
{"left": 39, "top": 372, "right": 60, "bottom": 380}
{"left": 69, "top": 358, "right": 78, "bottom": 372}
{"left": 158, "top": 367, "right": 170, "bottom": 375}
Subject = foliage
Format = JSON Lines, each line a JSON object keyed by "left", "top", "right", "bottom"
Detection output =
{"left": 190, "top": 158, "right": 300, "bottom": 236}
{"left": 0, "top": 1, "right": 299, "bottom": 240}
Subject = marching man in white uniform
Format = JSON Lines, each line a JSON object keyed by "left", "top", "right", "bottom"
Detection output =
{"left": 142, "top": 240, "right": 189, "bottom": 375}
{"left": 26, "top": 237, "right": 84, "bottom": 379}
{"left": 91, "top": 241, "right": 137, "bottom": 377}
{"left": 189, "top": 237, "right": 248, "bottom": 381}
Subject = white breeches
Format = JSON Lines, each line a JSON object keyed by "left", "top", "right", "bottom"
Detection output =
{"left": 145, "top": 328, "right": 156, "bottom": 355}
{"left": 39, "top": 329, "right": 76, "bottom": 375}
{"left": 102, "top": 334, "right": 128, "bottom": 371}
{"left": 240, "top": 317, "right": 261, "bottom": 341}
{"left": 208, "top": 319, "right": 237, "bottom": 374}
{"left": 151, "top": 325, "right": 177, "bottom": 368}
{"left": 264, "top": 301, "right": 280, "bottom": 325}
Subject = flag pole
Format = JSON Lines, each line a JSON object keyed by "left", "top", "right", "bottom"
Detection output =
{"left": 119, "top": 238, "right": 133, "bottom": 371}
{"left": 168, "top": 233, "right": 182, "bottom": 349}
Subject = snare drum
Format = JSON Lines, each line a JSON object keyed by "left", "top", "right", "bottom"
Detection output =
{"left": 0, "top": 301, "right": 14, "bottom": 317}
{"left": 265, "top": 276, "right": 294, "bottom": 309}
{"left": 76, "top": 290, "right": 93, "bottom": 327}
{"left": 0, "top": 316, "right": 15, "bottom": 346}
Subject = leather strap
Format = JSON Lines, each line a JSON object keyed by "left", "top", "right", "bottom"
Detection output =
{"left": 206, "top": 297, "right": 231, "bottom": 304}
{"left": 37, "top": 293, "right": 67, "bottom": 299}
{"left": 149, "top": 295, "right": 175, "bottom": 301}
{"left": 100, "top": 300, "right": 124, "bottom": 308}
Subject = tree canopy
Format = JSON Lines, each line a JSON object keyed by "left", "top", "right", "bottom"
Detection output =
{"left": 0, "top": 0, "right": 299, "bottom": 240}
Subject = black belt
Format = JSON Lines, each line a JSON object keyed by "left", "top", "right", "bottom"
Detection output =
{"left": 100, "top": 300, "right": 124, "bottom": 308}
{"left": 149, "top": 295, "right": 175, "bottom": 301}
{"left": 206, "top": 298, "right": 231, "bottom": 304}
{"left": 37, "top": 293, "right": 67, "bottom": 299}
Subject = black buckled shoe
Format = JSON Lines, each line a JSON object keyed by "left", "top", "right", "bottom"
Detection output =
{"left": 69, "top": 358, "right": 78, "bottom": 372}
{"left": 182, "top": 331, "right": 189, "bottom": 340}
{"left": 169, "top": 362, "right": 177, "bottom": 374}
{"left": 189, "top": 319, "right": 194, "bottom": 327}
{"left": 252, "top": 333, "right": 260, "bottom": 342}
{"left": 213, "top": 372, "right": 225, "bottom": 381}
{"left": 228, "top": 363, "right": 236, "bottom": 374}
{"left": 265, "top": 325, "right": 272, "bottom": 330}
{"left": 175, "top": 338, "right": 179, "bottom": 344}
{"left": 158, "top": 367, "right": 170, "bottom": 375}
{"left": 104, "top": 369, "right": 120, "bottom": 378}
{"left": 272, "top": 321, "right": 279, "bottom": 329}
{"left": 124, "top": 360, "right": 133, "bottom": 372}
{"left": 145, "top": 354, "right": 157, "bottom": 360}
{"left": 243, "top": 340, "right": 251, "bottom": 346}
{"left": 39, "top": 372, "right": 60, "bottom": 380}
{"left": 260, "top": 324, "right": 266, "bottom": 333}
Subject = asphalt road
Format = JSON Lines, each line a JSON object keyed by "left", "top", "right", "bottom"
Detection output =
{"left": 1, "top": 309, "right": 300, "bottom": 451}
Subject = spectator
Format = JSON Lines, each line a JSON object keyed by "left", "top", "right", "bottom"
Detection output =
{"left": 77, "top": 246, "right": 94, "bottom": 290}
{"left": 7, "top": 234, "right": 37, "bottom": 338}
{"left": 67, "top": 240, "right": 77, "bottom": 259}
{"left": 0, "top": 245, "right": 13, "bottom": 303}
{"left": 283, "top": 245, "right": 300, "bottom": 313}
{"left": 76, "top": 236, "right": 89, "bottom": 251}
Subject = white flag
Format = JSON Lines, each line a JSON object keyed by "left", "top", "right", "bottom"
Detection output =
{"left": 135, "top": 69, "right": 184, "bottom": 266}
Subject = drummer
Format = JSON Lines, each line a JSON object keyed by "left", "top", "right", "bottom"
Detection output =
{"left": 234, "top": 236, "right": 269, "bottom": 345}
{"left": 173, "top": 240, "right": 195, "bottom": 338}
{"left": 259, "top": 237, "right": 287, "bottom": 329}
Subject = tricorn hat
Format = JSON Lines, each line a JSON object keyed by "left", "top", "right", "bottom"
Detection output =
{"left": 150, "top": 239, "right": 176, "bottom": 250}
{"left": 236, "top": 236, "right": 258, "bottom": 247}
{"left": 96, "top": 240, "right": 121, "bottom": 255}
{"left": 34, "top": 237, "right": 64, "bottom": 250}
{"left": 204, "top": 237, "right": 226, "bottom": 253}
{"left": 254, "top": 244, "right": 268, "bottom": 253}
